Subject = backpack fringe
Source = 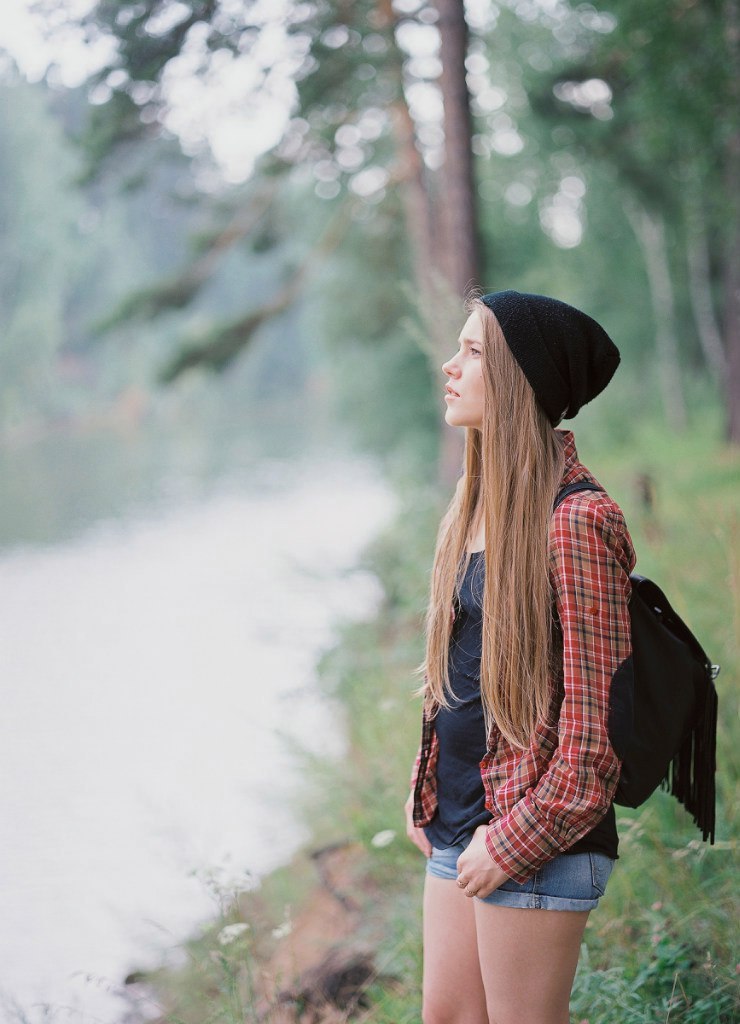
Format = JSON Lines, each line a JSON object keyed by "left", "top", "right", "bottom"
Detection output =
{"left": 661, "top": 677, "right": 718, "bottom": 844}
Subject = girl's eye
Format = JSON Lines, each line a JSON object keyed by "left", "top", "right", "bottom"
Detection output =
{"left": 471, "top": 348, "right": 481, "bottom": 356}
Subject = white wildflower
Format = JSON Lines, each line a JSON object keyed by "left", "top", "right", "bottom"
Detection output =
{"left": 371, "top": 829, "right": 396, "bottom": 848}
{"left": 217, "top": 923, "right": 250, "bottom": 946}
{"left": 271, "top": 920, "right": 293, "bottom": 940}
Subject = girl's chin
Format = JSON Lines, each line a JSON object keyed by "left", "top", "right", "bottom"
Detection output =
{"left": 445, "top": 409, "right": 482, "bottom": 429}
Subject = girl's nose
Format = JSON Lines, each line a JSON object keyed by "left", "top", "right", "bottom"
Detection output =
{"left": 442, "top": 355, "right": 459, "bottom": 378}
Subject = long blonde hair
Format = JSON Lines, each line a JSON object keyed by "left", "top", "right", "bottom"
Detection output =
{"left": 415, "top": 293, "right": 566, "bottom": 750}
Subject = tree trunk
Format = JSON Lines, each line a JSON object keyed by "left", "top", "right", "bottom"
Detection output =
{"left": 623, "top": 196, "right": 688, "bottom": 431}
{"left": 724, "top": 194, "right": 740, "bottom": 444}
{"left": 724, "top": 0, "right": 740, "bottom": 444}
{"left": 433, "top": 0, "right": 481, "bottom": 298}
{"left": 683, "top": 184, "right": 727, "bottom": 384}
{"left": 380, "top": 0, "right": 484, "bottom": 487}
{"left": 432, "top": 0, "right": 482, "bottom": 487}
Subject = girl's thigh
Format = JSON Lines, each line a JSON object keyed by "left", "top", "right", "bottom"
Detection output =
{"left": 422, "top": 874, "right": 489, "bottom": 1024}
{"left": 473, "top": 903, "right": 590, "bottom": 1024}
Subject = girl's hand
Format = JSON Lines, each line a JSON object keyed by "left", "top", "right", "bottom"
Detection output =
{"left": 405, "top": 792, "right": 432, "bottom": 857}
{"left": 455, "top": 824, "right": 511, "bottom": 898}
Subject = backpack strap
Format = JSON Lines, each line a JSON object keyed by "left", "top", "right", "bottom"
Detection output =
{"left": 549, "top": 480, "right": 606, "bottom": 671}
{"left": 553, "top": 480, "right": 604, "bottom": 510}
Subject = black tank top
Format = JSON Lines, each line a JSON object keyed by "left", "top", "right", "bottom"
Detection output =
{"left": 424, "top": 550, "right": 619, "bottom": 860}
{"left": 424, "top": 551, "right": 491, "bottom": 848}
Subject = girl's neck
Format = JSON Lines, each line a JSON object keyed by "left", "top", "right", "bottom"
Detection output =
{"left": 468, "top": 507, "right": 485, "bottom": 553}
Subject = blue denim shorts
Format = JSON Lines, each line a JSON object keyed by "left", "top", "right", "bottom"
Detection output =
{"left": 425, "top": 833, "right": 615, "bottom": 911}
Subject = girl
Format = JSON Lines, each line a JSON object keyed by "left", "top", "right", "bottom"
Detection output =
{"left": 405, "top": 289, "right": 636, "bottom": 1024}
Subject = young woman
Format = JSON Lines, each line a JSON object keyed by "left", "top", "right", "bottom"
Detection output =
{"left": 404, "top": 289, "right": 636, "bottom": 1024}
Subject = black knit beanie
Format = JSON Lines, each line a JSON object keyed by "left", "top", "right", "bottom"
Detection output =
{"left": 478, "top": 290, "right": 620, "bottom": 426}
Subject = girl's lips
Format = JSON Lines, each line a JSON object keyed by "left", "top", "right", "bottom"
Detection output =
{"left": 444, "top": 391, "right": 460, "bottom": 400}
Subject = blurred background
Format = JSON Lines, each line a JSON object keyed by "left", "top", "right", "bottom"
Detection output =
{"left": 0, "top": 1, "right": 737, "bottom": 1022}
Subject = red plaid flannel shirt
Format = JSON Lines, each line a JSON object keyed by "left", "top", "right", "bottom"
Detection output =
{"left": 410, "top": 429, "right": 636, "bottom": 884}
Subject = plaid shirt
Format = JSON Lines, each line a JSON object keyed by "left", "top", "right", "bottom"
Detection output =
{"left": 410, "top": 429, "right": 636, "bottom": 884}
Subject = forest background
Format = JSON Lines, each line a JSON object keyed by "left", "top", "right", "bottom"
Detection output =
{"left": 1, "top": 0, "right": 738, "bottom": 1021}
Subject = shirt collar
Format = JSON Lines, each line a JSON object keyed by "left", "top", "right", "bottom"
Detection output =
{"left": 556, "top": 428, "right": 590, "bottom": 487}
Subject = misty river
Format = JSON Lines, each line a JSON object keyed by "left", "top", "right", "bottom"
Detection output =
{"left": 0, "top": 406, "right": 396, "bottom": 1023}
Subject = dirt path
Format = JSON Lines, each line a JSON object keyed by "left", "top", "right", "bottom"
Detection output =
{"left": 254, "top": 841, "right": 387, "bottom": 1023}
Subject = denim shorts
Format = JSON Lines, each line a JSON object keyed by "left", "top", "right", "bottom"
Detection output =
{"left": 425, "top": 833, "right": 615, "bottom": 911}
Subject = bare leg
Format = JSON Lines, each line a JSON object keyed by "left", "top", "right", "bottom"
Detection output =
{"left": 473, "top": 904, "right": 589, "bottom": 1024}
{"left": 422, "top": 875, "right": 489, "bottom": 1024}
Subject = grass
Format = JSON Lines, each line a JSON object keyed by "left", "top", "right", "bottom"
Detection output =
{"left": 124, "top": 397, "right": 738, "bottom": 1023}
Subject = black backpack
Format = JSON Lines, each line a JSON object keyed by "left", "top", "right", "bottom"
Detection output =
{"left": 553, "top": 481, "right": 719, "bottom": 844}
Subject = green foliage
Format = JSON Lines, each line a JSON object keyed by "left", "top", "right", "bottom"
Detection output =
{"left": 59, "top": 0, "right": 405, "bottom": 192}
{"left": 0, "top": 78, "right": 168, "bottom": 432}
{"left": 570, "top": 940, "right": 737, "bottom": 1024}
{"left": 521, "top": 0, "right": 731, "bottom": 194}
{"left": 92, "top": 274, "right": 206, "bottom": 333}
{"left": 0, "top": 78, "right": 89, "bottom": 431}
{"left": 156, "top": 308, "right": 272, "bottom": 381}
{"left": 68, "top": 0, "right": 221, "bottom": 180}
{"left": 16, "top": 0, "right": 730, "bottom": 448}
{"left": 309, "top": 188, "right": 442, "bottom": 484}
{"left": 517, "top": 0, "right": 735, "bottom": 369}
